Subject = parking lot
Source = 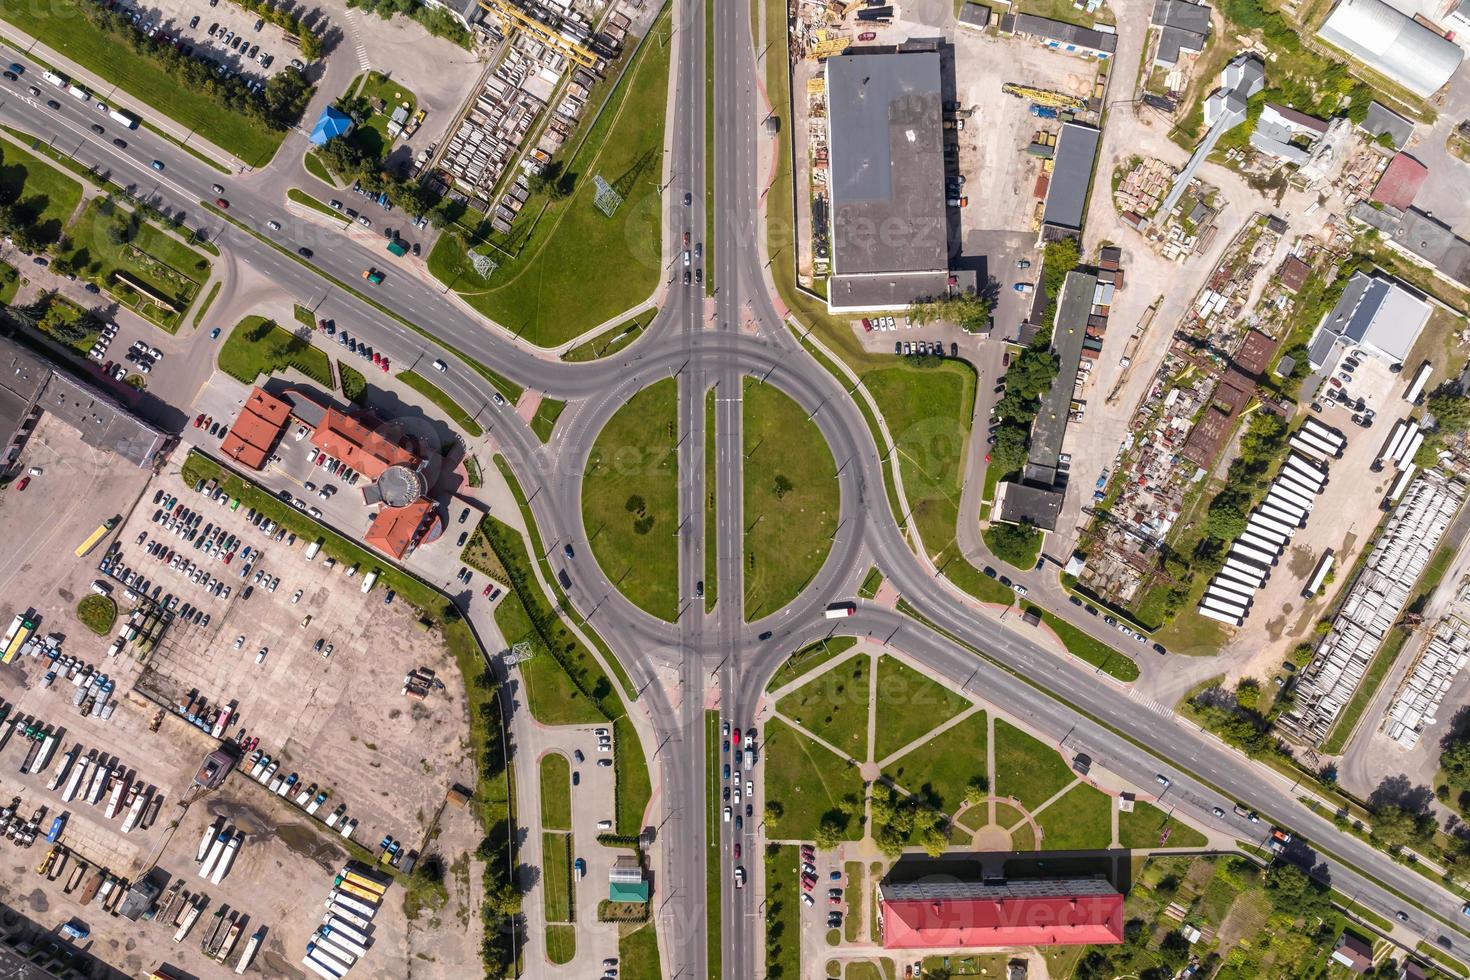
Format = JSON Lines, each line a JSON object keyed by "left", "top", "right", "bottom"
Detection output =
{"left": 113, "top": 0, "right": 299, "bottom": 87}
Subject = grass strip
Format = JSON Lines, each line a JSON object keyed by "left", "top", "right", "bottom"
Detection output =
{"left": 1023, "top": 604, "right": 1140, "bottom": 682}
{"left": 613, "top": 714, "right": 651, "bottom": 836}
{"left": 539, "top": 753, "right": 572, "bottom": 832}
{"left": 706, "top": 710, "right": 722, "bottom": 980}
{"left": 396, "top": 369, "right": 485, "bottom": 437}
{"left": 542, "top": 831, "right": 572, "bottom": 922}
{"left": 201, "top": 202, "right": 526, "bottom": 402}
{"left": 287, "top": 188, "right": 351, "bottom": 224}
{"left": 703, "top": 0, "right": 715, "bottom": 296}
{"left": 191, "top": 281, "right": 220, "bottom": 329}
{"left": 546, "top": 924, "right": 576, "bottom": 965}
{"left": 859, "top": 567, "right": 883, "bottom": 599}
{"left": 1418, "top": 941, "right": 1469, "bottom": 976}
{"left": 493, "top": 454, "right": 639, "bottom": 702}
{"left": 338, "top": 362, "right": 366, "bottom": 402}
{"left": 530, "top": 398, "right": 566, "bottom": 442}
{"left": 765, "top": 844, "right": 800, "bottom": 979}
{"left": 561, "top": 309, "right": 656, "bottom": 362}
{"left": 620, "top": 922, "right": 662, "bottom": 980}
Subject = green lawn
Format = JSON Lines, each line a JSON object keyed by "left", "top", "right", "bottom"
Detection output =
{"left": 0, "top": 137, "right": 83, "bottom": 245}
{"left": 0, "top": 0, "right": 287, "bottom": 163}
{"left": 0, "top": 262, "right": 18, "bottom": 305}
{"left": 582, "top": 378, "right": 679, "bottom": 621}
{"left": 304, "top": 151, "right": 338, "bottom": 186}
{"left": 287, "top": 188, "right": 350, "bottom": 224}
{"left": 396, "top": 370, "right": 485, "bottom": 437}
{"left": 1025, "top": 605, "right": 1141, "bottom": 682}
{"left": 706, "top": 712, "right": 723, "bottom": 979}
{"left": 62, "top": 197, "right": 212, "bottom": 332}
{"left": 76, "top": 594, "right": 116, "bottom": 634}
{"left": 765, "top": 844, "right": 802, "bottom": 980}
{"left": 619, "top": 922, "right": 662, "bottom": 980}
{"left": 744, "top": 378, "right": 838, "bottom": 620}
{"left": 775, "top": 653, "right": 869, "bottom": 759}
{"left": 872, "top": 655, "right": 971, "bottom": 761}
{"left": 1034, "top": 782, "right": 1111, "bottom": 851}
{"left": 339, "top": 363, "right": 367, "bottom": 403}
{"left": 992, "top": 719, "right": 1075, "bottom": 811}
{"left": 766, "top": 637, "right": 858, "bottom": 692}
{"left": 858, "top": 567, "right": 884, "bottom": 599}
{"left": 542, "top": 831, "right": 573, "bottom": 922}
{"left": 763, "top": 718, "right": 867, "bottom": 840}
{"left": 426, "top": 10, "right": 671, "bottom": 346}
{"left": 982, "top": 523, "right": 1043, "bottom": 571}
{"left": 495, "top": 582, "right": 605, "bottom": 725}
{"left": 882, "top": 710, "right": 987, "bottom": 815}
{"left": 546, "top": 923, "right": 576, "bottom": 965}
{"left": 1118, "top": 800, "right": 1207, "bottom": 849}
{"left": 217, "top": 315, "right": 332, "bottom": 386}
{"left": 539, "top": 753, "right": 572, "bottom": 832}
{"left": 613, "top": 714, "right": 650, "bottom": 835}
{"left": 561, "top": 309, "right": 656, "bottom": 362}
{"left": 530, "top": 398, "right": 566, "bottom": 442}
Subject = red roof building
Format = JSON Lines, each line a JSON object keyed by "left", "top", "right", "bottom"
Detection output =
{"left": 310, "top": 407, "right": 419, "bottom": 481}
{"left": 221, "top": 387, "right": 293, "bottom": 470}
{"left": 365, "top": 498, "right": 436, "bottom": 559}
{"left": 878, "top": 879, "right": 1124, "bottom": 949}
{"left": 1371, "top": 153, "right": 1428, "bottom": 211}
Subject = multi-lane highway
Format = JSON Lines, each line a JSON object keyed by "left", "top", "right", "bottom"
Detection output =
{"left": 6, "top": 3, "right": 1470, "bottom": 976}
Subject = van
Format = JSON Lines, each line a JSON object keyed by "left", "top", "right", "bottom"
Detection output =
{"left": 432, "top": 359, "right": 447, "bottom": 373}
{"left": 42, "top": 70, "right": 66, "bottom": 87}
{"left": 67, "top": 83, "right": 88, "bottom": 101}
{"left": 596, "top": 820, "right": 613, "bottom": 831}
{"left": 304, "top": 539, "right": 322, "bottom": 561}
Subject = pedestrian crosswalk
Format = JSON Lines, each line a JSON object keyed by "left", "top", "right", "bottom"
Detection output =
{"left": 342, "top": 11, "right": 372, "bottom": 72}
{"left": 1127, "top": 686, "right": 1173, "bottom": 716}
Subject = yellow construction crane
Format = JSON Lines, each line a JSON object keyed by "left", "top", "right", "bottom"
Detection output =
{"left": 1002, "top": 82, "right": 1087, "bottom": 111}
{"left": 478, "top": 0, "right": 599, "bottom": 69}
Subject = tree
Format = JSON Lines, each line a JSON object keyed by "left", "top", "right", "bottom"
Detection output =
{"left": 1428, "top": 387, "right": 1470, "bottom": 433}
{"left": 1442, "top": 731, "right": 1470, "bottom": 783}
{"left": 988, "top": 424, "right": 1029, "bottom": 480}
{"left": 1369, "top": 804, "right": 1435, "bottom": 850}
{"left": 1205, "top": 497, "right": 1247, "bottom": 541}
{"left": 1238, "top": 410, "right": 1287, "bottom": 461}
{"left": 814, "top": 813, "right": 844, "bottom": 849}
{"left": 984, "top": 520, "right": 1041, "bottom": 569}
{"left": 298, "top": 27, "right": 324, "bottom": 60}
{"left": 772, "top": 474, "right": 792, "bottom": 499}
{"left": 625, "top": 494, "right": 646, "bottom": 513}
{"left": 962, "top": 776, "right": 990, "bottom": 807}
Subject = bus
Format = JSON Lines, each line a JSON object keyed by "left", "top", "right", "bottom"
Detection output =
{"left": 1, "top": 616, "right": 36, "bottom": 664}
{"left": 339, "top": 868, "right": 389, "bottom": 898}
{"left": 75, "top": 517, "right": 120, "bottom": 558}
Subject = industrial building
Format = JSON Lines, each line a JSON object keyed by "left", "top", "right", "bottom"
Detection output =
{"left": 1042, "top": 123, "right": 1102, "bottom": 238}
{"left": 1370, "top": 152, "right": 1429, "bottom": 211}
{"left": 222, "top": 387, "right": 442, "bottom": 560}
{"left": 1249, "top": 104, "right": 1328, "bottom": 166}
{"left": 1306, "top": 269, "right": 1430, "bottom": 369}
{"left": 823, "top": 50, "right": 975, "bottom": 311}
{"left": 877, "top": 878, "right": 1124, "bottom": 948}
{"left": 1158, "top": 54, "right": 1264, "bottom": 217}
{"left": 1316, "top": 0, "right": 1463, "bottom": 98}
{"left": 0, "top": 334, "right": 168, "bottom": 473}
{"left": 1350, "top": 203, "right": 1470, "bottom": 290}
{"left": 1001, "top": 13, "right": 1118, "bottom": 59}
{"left": 1280, "top": 471, "right": 1464, "bottom": 747}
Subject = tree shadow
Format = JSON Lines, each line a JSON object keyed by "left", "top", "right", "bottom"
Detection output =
{"left": 1368, "top": 773, "right": 1436, "bottom": 814}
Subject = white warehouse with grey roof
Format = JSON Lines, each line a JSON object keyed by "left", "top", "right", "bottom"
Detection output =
{"left": 1317, "top": 0, "right": 1463, "bottom": 98}
{"left": 823, "top": 49, "right": 975, "bottom": 312}
{"left": 1306, "top": 269, "right": 1430, "bottom": 369}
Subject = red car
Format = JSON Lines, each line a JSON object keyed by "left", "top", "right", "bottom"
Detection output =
{"left": 215, "top": 198, "right": 229, "bottom": 209}
{"left": 380, "top": 357, "right": 389, "bottom": 372}
{"left": 194, "top": 413, "right": 205, "bottom": 427}
{"left": 15, "top": 477, "right": 29, "bottom": 491}
{"left": 683, "top": 232, "right": 690, "bottom": 246}
{"left": 861, "top": 318, "right": 872, "bottom": 332}
{"left": 482, "top": 584, "right": 493, "bottom": 597}
{"left": 732, "top": 728, "right": 741, "bottom": 747}
{"left": 733, "top": 843, "right": 741, "bottom": 859}
{"left": 372, "top": 352, "right": 381, "bottom": 365}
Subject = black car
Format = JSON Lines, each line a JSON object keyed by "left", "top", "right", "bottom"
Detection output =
{"left": 683, "top": 192, "right": 692, "bottom": 206}
{"left": 46, "top": 99, "right": 60, "bottom": 110}
{"left": 459, "top": 507, "right": 471, "bottom": 524}
{"left": 112, "top": 138, "right": 127, "bottom": 148}
{"left": 758, "top": 630, "right": 772, "bottom": 641}
{"left": 411, "top": 242, "right": 420, "bottom": 257}
{"left": 457, "top": 531, "right": 468, "bottom": 547}
{"left": 90, "top": 123, "right": 105, "bottom": 135}
{"left": 297, "top": 247, "right": 313, "bottom": 258}
{"left": 2, "top": 71, "right": 16, "bottom": 82}
{"left": 983, "top": 566, "right": 996, "bottom": 578}
{"left": 189, "top": 14, "right": 200, "bottom": 27}
{"left": 682, "top": 270, "right": 690, "bottom": 285}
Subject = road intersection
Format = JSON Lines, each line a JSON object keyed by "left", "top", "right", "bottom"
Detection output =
{"left": 5, "top": 1, "right": 1470, "bottom": 975}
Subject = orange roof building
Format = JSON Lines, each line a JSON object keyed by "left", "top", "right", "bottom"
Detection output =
{"left": 365, "top": 498, "right": 436, "bottom": 559}
{"left": 221, "top": 387, "right": 293, "bottom": 470}
{"left": 309, "top": 407, "right": 419, "bottom": 480}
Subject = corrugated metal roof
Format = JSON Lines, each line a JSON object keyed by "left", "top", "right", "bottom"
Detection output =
{"left": 1317, "top": 0, "right": 1463, "bottom": 98}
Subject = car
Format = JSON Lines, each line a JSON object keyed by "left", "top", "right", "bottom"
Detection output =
{"left": 150, "top": 159, "right": 164, "bottom": 170}
{"left": 411, "top": 242, "right": 420, "bottom": 257}
{"left": 90, "top": 123, "right": 104, "bottom": 135}
{"left": 7, "top": 63, "right": 22, "bottom": 76}
{"left": 46, "top": 99, "right": 61, "bottom": 110}
{"left": 1396, "top": 910, "right": 1410, "bottom": 923}
{"left": 1155, "top": 774, "right": 1171, "bottom": 788}
{"left": 683, "top": 192, "right": 692, "bottom": 206}
{"left": 597, "top": 758, "right": 612, "bottom": 768}
{"left": 215, "top": 198, "right": 229, "bottom": 209}
{"left": 267, "top": 220, "right": 281, "bottom": 231}
{"left": 858, "top": 30, "right": 876, "bottom": 39}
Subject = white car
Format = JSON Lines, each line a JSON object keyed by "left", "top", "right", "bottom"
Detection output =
{"left": 723, "top": 806, "right": 731, "bottom": 822}
{"left": 256, "top": 648, "right": 268, "bottom": 664}
{"left": 233, "top": 635, "right": 244, "bottom": 649}
{"left": 267, "top": 220, "right": 281, "bottom": 231}
{"left": 291, "top": 589, "right": 303, "bottom": 604}
{"left": 597, "top": 744, "right": 611, "bottom": 753}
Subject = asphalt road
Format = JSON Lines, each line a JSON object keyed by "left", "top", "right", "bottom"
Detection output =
{"left": 6, "top": 10, "right": 1470, "bottom": 978}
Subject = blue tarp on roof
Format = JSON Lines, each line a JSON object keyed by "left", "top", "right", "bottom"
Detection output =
{"left": 310, "top": 106, "right": 354, "bottom": 145}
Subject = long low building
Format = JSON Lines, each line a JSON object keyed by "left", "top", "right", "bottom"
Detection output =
{"left": 1316, "top": 0, "right": 1463, "bottom": 98}
{"left": 878, "top": 878, "right": 1124, "bottom": 948}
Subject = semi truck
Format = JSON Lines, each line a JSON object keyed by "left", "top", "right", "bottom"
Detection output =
{"left": 823, "top": 602, "right": 856, "bottom": 619}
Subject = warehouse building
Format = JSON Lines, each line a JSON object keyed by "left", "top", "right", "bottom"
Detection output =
{"left": 824, "top": 50, "right": 976, "bottom": 311}
{"left": 1149, "top": 0, "right": 1212, "bottom": 68}
{"left": 1042, "top": 123, "right": 1102, "bottom": 238}
{"left": 1306, "top": 269, "right": 1430, "bottom": 369}
{"left": 877, "top": 878, "right": 1124, "bottom": 948}
{"left": 1316, "top": 0, "right": 1463, "bottom": 98}
{"left": 1349, "top": 203, "right": 1470, "bottom": 289}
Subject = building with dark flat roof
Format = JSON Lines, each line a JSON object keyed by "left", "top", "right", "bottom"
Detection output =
{"left": 1362, "top": 101, "right": 1414, "bottom": 149}
{"left": 1150, "top": 0, "right": 1211, "bottom": 67}
{"left": 878, "top": 878, "right": 1124, "bottom": 948}
{"left": 995, "top": 480, "right": 1064, "bottom": 531}
{"left": 1004, "top": 13, "right": 1118, "bottom": 57}
{"left": 1042, "top": 123, "right": 1101, "bottom": 236}
{"left": 824, "top": 50, "right": 975, "bottom": 311}
{"left": 1350, "top": 203, "right": 1470, "bottom": 287}
{"left": 1027, "top": 270, "right": 1095, "bottom": 484}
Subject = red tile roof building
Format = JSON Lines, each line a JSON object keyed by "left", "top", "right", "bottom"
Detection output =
{"left": 221, "top": 387, "right": 293, "bottom": 470}
{"left": 1371, "top": 153, "right": 1428, "bottom": 211}
{"left": 365, "top": 498, "right": 436, "bottom": 559}
{"left": 878, "top": 879, "right": 1124, "bottom": 949}
{"left": 309, "top": 407, "right": 419, "bottom": 480}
